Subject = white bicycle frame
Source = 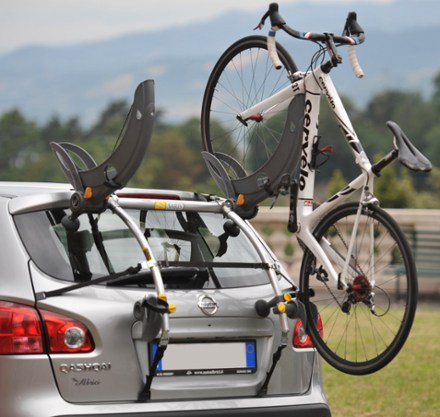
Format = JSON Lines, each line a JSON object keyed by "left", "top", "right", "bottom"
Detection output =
{"left": 239, "top": 65, "right": 377, "bottom": 289}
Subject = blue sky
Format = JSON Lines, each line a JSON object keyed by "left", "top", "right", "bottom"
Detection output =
{"left": 0, "top": 0, "right": 397, "bottom": 53}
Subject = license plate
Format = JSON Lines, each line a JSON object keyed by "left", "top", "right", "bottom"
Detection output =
{"left": 151, "top": 340, "right": 257, "bottom": 377}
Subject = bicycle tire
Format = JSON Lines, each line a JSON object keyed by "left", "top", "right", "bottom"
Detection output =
{"left": 201, "top": 35, "right": 298, "bottom": 176}
{"left": 299, "top": 202, "right": 417, "bottom": 375}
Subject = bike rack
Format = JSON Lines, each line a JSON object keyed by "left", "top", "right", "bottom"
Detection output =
{"left": 51, "top": 79, "right": 175, "bottom": 401}
{"left": 202, "top": 94, "right": 306, "bottom": 218}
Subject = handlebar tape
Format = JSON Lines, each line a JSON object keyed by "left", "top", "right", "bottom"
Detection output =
{"left": 348, "top": 45, "right": 364, "bottom": 78}
{"left": 268, "top": 30, "right": 282, "bottom": 69}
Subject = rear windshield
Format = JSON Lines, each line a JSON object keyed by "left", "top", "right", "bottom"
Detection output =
{"left": 14, "top": 207, "right": 271, "bottom": 289}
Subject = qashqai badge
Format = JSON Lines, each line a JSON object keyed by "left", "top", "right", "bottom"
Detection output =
{"left": 197, "top": 294, "right": 219, "bottom": 316}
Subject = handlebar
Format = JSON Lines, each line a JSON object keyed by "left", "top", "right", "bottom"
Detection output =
{"left": 256, "top": 3, "right": 366, "bottom": 78}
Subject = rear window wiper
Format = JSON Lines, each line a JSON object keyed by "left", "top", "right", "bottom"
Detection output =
{"left": 35, "top": 264, "right": 142, "bottom": 300}
{"left": 106, "top": 266, "right": 202, "bottom": 287}
{"left": 35, "top": 264, "right": 219, "bottom": 299}
{"left": 159, "top": 261, "right": 270, "bottom": 269}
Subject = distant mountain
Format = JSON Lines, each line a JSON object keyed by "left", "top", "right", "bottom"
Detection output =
{"left": 1, "top": 0, "right": 439, "bottom": 126}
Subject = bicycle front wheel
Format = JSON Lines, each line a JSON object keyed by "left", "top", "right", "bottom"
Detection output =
{"left": 300, "top": 203, "right": 417, "bottom": 375}
{"left": 201, "top": 35, "right": 298, "bottom": 176}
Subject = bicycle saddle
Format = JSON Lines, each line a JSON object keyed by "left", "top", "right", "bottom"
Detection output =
{"left": 387, "top": 121, "right": 432, "bottom": 172}
{"left": 51, "top": 79, "right": 155, "bottom": 215}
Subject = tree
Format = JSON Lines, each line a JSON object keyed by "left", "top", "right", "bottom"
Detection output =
{"left": 373, "top": 163, "right": 417, "bottom": 208}
{"left": 326, "top": 169, "right": 348, "bottom": 200}
{"left": 326, "top": 160, "right": 430, "bottom": 209}
{"left": 364, "top": 90, "right": 434, "bottom": 150}
{"left": 41, "top": 115, "right": 83, "bottom": 143}
{"left": 177, "top": 118, "right": 211, "bottom": 184}
{"left": 1, "top": 70, "right": 439, "bottom": 207}
{"left": 0, "top": 110, "right": 40, "bottom": 179}
{"left": 426, "top": 123, "right": 440, "bottom": 168}
{"left": 131, "top": 128, "right": 205, "bottom": 190}
{"left": 432, "top": 70, "right": 440, "bottom": 109}
{"left": 90, "top": 100, "right": 130, "bottom": 137}
{"left": 420, "top": 167, "right": 440, "bottom": 208}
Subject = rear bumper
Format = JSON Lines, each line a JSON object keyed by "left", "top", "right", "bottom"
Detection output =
{"left": 1, "top": 352, "right": 330, "bottom": 417}
{"left": 55, "top": 404, "right": 331, "bottom": 417}
{"left": 7, "top": 392, "right": 331, "bottom": 417}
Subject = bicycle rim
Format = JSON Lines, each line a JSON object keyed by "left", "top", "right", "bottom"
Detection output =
{"left": 201, "top": 35, "right": 298, "bottom": 176}
{"left": 300, "top": 203, "right": 417, "bottom": 375}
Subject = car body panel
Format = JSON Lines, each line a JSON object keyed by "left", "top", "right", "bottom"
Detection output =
{"left": 0, "top": 198, "right": 35, "bottom": 303}
{"left": 0, "top": 182, "right": 331, "bottom": 417}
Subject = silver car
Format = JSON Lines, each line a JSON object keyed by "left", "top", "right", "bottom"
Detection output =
{"left": 0, "top": 181, "right": 331, "bottom": 417}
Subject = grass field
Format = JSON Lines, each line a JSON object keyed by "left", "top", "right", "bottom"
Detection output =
{"left": 323, "top": 304, "right": 440, "bottom": 417}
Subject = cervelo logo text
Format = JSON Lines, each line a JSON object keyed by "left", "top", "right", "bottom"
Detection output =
{"left": 319, "top": 76, "right": 335, "bottom": 109}
{"left": 299, "top": 99, "right": 313, "bottom": 191}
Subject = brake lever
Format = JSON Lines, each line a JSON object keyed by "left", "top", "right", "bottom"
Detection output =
{"left": 342, "top": 12, "right": 365, "bottom": 78}
{"left": 254, "top": 3, "right": 285, "bottom": 30}
{"left": 343, "top": 11, "right": 364, "bottom": 37}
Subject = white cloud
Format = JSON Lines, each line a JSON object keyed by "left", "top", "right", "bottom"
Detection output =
{"left": 87, "top": 73, "right": 134, "bottom": 98}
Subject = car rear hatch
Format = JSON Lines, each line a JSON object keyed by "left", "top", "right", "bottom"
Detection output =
{"left": 11, "top": 193, "right": 316, "bottom": 403}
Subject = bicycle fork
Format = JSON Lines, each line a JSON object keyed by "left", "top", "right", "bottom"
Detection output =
{"left": 340, "top": 196, "right": 378, "bottom": 313}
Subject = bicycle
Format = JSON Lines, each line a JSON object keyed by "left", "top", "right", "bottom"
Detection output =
{"left": 200, "top": 3, "right": 432, "bottom": 375}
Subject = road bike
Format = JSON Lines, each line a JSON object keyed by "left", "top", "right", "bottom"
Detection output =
{"left": 201, "top": 3, "right": 432, "bottom": 375}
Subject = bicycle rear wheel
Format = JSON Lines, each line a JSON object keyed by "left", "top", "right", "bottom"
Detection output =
{"left": 299, "top": 203, "right": 417, "bottom": 375}
{"left": 201, "top": 35, "right": 298, "bottom": 176}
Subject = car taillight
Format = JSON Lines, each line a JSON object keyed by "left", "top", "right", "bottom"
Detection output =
{"left": 293, "top": 315, "right": 324, "bottom": 349}
{"left": 40, "top": 310, "right": 94, "bottom": 353}
{"left": 0, "top": 301, "right": 44, "bottom": 354}
{"left": 0, "top": 301, "right": 94, "bottom": 354}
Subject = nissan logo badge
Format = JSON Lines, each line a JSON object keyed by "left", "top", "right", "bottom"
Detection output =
{"left": 197, "top": 294, "right": 219, "bottom": 316}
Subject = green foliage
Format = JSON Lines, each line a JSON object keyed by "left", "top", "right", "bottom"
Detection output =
{"left": 326, "top": 162, "right": 439, "bottom": 209}
{"left": 132, "top": 128, "right": 204, "bottom": 190}
{"left": 326, "top": 169, "right": 347, "bottom": 200}
{"left": 283, "top": 241, "right": 295, "bottom": 258}
{"left": 261, "top": 225, "right": 274, "bottom": 237}
{"left": 0, "top": 110, "right": 40, "bottom": 179}
{"left": 432, "top": 71, "right": 440, "bottom": 109}
{"left": 374, "top": 165, "right": 417, "bottom": 208}
{"left": 1, "top": 70, "right": 440, "bottom": 207}
{"left": 420, "top": 167, "right": 440, "bottom": 208}
{"left": 426, "top": 123, "right": 440, "bottom": 167}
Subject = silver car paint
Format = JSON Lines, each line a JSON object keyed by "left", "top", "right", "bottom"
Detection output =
{"left": 0, "top": 182, "right": 330, "bottom": 417}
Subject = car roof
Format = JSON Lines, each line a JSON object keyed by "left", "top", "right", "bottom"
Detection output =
{"left": 0, "top": 181, "right": 206, "bottom": 215}
{"left": 0, "top": 181, "right": 73, "bottom": 198}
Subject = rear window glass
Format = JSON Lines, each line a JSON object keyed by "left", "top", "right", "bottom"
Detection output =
{"left": 14, "top": 207, "right": 271, "bottom": 289}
